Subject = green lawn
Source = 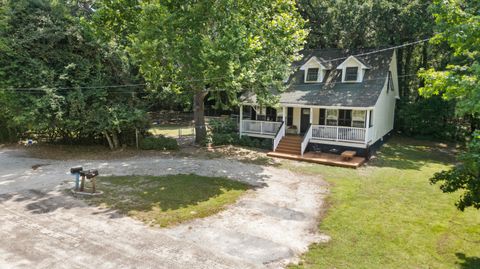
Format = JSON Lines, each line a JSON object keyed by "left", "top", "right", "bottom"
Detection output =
{"left": 85, "top": 174, "right": 249, "bottom": 227}
{"left": 149, "top": 125, "right": 194, "bottom": 137}
{"left": 285, "top": 137, "right": 480, "bottom": 269}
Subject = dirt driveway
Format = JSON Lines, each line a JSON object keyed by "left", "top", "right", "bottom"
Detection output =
{"left": 0, "top": 147, "right": 329, "bottom": 269}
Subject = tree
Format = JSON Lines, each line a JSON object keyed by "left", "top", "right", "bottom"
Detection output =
{"left": 418, "top": 0, "right": 480, "bottom": 210}
{"left": 130, "top": 0, "right": 308, "bottom": 143}
{"left": 0, "top": 0, "right": 147, "bottom": 147}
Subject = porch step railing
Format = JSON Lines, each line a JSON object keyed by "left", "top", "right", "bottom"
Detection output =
{"left": 311, "top": 125, "right": 366, "bottom": 143}
{"left": 242, "top": 120, "right": 283, "bottom": 136}
{"left": 301, "top": 124, "right": 312, "bottom": 156}
{"left": 273, "top": 121, "right": 285, "bottom": 151}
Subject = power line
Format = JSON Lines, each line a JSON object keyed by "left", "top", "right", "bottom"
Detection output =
{"left": 0, "top": 37, "right": 430, "bottom": 93}
{"left": 0, "top": 73, "right": 421, "bottom": 94}
{"left": 306, "top": 37, "right": 432, "bottom": 63}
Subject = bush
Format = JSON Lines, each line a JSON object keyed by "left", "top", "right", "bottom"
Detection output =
{"left": 207, "top": 118, "right": 272, "bottom": 150}
{"left": 208, "top": 118, "right": 238, "bottom": 134}
{"left": 140, "top": 136, "right": 179, "bottom": 150}
{"left": 210, "top": 133, "right": 238, "bottom": 146}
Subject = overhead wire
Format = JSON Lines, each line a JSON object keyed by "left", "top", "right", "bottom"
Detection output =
{"left": 0, "top": 37, "right": 431, "bottom": 93}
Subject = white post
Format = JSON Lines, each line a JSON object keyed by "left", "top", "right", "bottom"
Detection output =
{"left": 282, "top": 106, "right": 286, "bottom": 123}
{"left": 365, "top": 109, "right": 370, "bottom": 144}
{"left": 239, "top": 105, "right": 243, "bottom": 137}
{"left": 309, "top": 107, "right": 313, "bottom": 124}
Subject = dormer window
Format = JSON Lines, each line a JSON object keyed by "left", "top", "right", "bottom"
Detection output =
{"left": 337, "top": 56, "right": 370, "bottom": 83}
{"left": 345, "top": 67, "right": 358, "bottom": 81}
{"left": 300, "top": 56, "right": 331, "bottom": 83}
{"left": 306, "top": 68, "right": 319, "bottom": 82}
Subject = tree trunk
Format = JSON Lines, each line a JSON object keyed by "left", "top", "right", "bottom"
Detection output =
{"left": 111, "top": 131, "right": 120, "bottom": 149}
{"left": 103, "top": 131, "right": 114, "bottom": 150}
{"left": 193, "top": 90, "right": 208, "bottom": 145}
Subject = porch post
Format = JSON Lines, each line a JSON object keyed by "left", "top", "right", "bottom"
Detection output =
{"left": 309, "top": 107, "right": 313, "bottom": 124}
{"left": 239, "top": 105, "right": 243, "bottom": 137}
{"left": 282, "top": 106, "right": 286, "bottom": 123}
{"left": 365, "top": 109, "right": 370, "bottom": 144}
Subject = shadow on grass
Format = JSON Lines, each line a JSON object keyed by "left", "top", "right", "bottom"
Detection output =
{"left": 456, "top": 253, "right": 480, "bottom": 269}
{"left": 369, "top": 136, "right": 456, "bottom": 170}
{"left": 90, "top": 174, "right": 252, "bottom": 213}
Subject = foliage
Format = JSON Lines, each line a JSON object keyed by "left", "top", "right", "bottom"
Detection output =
{"left": 139, "top": 136, "right": 179, "bottom": 151}
{"left": 129, "top": 0, "right": 308, "bottom": 142}
{"left": 208, "top": 118, "right": 238, "bottom": 134}
{"left": 430, "top": 132, "right": 480, "bottom": 211}
{"left": 85, "top": 174, "right": 249, "bottom": 227}
{"left": 286, "top": 137, "right": 479, "bottom": 269}
{"left": 207, "top": 118, "right": 271, "bottom": 149}
{"left": 396, "top": 96, "right": 464, "bottom": 141}
{"left": 0, "top": 0, "right": 148, "bottom": 146}
{"left": 418, "top": 0, "right": 480, "bottom": 210}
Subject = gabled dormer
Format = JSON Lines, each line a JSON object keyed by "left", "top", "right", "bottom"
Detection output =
{"left": 299, "top": 56, "right": 331, "bottom": 83}
{"left": 336, "top": 56, "right": 370, "bottom": 83}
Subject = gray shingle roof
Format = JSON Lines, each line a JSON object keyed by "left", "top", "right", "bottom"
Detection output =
{"left": 241, "top": 49, "right": 394, "bottom": 107}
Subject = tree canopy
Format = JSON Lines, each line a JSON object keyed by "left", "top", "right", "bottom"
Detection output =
{"left": 0, "top": 0, "right": 147, "bottom": 147}
{"left": 418, "top": 0, "right": 480, "bottom": 210}
{"left": 129, "top": 0, "right": 308, "bottom": 143}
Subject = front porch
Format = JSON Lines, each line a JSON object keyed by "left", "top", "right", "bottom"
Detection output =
{"left": 239, "top": 104, "right": 374, "bottom": 157}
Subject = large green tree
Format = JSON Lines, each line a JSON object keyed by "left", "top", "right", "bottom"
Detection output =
{"left": 130, "top": 0, "right": 308, "bottom": 143}
{"left": 418, "top": 0, "right": 480, "bottom": 210}
{"left": 0, "top": 0, "right": 147, "bottom": 147}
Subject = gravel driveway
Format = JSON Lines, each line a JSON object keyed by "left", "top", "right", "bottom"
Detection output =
{"left": 0, "top": 148, "right": 329, "bottom": 269}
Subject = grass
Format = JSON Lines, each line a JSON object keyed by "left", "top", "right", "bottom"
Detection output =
{"left": 285, "top": 136, "right": 480, "bottom": 269}
{"left": 149, "top": 125, "right": 194, "bottom": 137}
{"left": 85, "top": 174, "right": 249, "bottom": 227}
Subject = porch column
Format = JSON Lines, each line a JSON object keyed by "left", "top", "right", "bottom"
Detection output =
{"left": 365, "top": 109, "right": 370, "bottom": 144}
{"left": 239, "top": 105, "right": 243, "bottom": 137}
{"left": 282, "top": 106, "right": 286, "bottom": 123}
{"left": 309, "top": 107, "right": 313, "bottom": 124}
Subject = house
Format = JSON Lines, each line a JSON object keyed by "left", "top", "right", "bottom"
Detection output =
{"left": 238, "top": 49, "right": 399, "bottom": 161}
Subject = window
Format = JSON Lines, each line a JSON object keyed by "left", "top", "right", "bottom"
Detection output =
{"left": 369, "top": 110, "right": 374, "bottom": 127}
{"left": 287, "top": 107, "right": 293, "bottom": 126}
{"left": 326, "top": 109, "right": 338, "bottom": 126}
{"left": 345, "top": 67, "right": 358, "bottom": 81}
{"left": 338, "top": 110, "right": 352, "bottom": 126}
{"left": 266, "top": 107, "right": 277, "bottom": 122}
{"left": 352, "top": 110, "right": 366, "bottom": 128}
{"left": 306, "top": 68, "right": 319, "bottom": 82}
{"left": 387, "top": 71, "right": 394, "bottom": 93}
{"left": 319, "top": 109, "right": 326, "bottom": 125}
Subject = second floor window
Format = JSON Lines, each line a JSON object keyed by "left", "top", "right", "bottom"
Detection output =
{"left": 345, "top": 67, "right": 358, "bottom": 81}
{"left": 306, "top": 68, "right": 319, "bottom": 82}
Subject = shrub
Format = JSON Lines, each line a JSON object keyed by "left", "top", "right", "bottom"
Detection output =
{"left": 210, "top": 133, "right": 238, "bottom": 146}
{"left": 208, "top": 118, "right": 237, "bottom": 134}
{"left": 207, "top": 118, "right": 272, "bottom": 150}
{"left": 140, "top": 136, "right": 179, "bottom": 150}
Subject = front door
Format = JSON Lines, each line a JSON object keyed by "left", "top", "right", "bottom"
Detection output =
{"left": 300, "top": 108, "right": 310, "bottom": 134}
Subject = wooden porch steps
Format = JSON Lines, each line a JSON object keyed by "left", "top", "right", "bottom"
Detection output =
{"left": 268, "top": 134, "right": 365, "bottom": 168}
{"left": 273, "top": 135, "right": 302, "bottom": 155}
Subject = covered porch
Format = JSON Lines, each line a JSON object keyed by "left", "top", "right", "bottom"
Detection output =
{"left": 239, "top": 104, "right": 374, "bottom": 156}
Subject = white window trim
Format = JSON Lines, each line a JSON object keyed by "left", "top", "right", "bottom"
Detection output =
{"left": 305, "top": 67, "right": 321, "bottom": 83}
{"left": 337, "top": 56, "right": 369, "bottom": 83}
{"left": 300, "top": 56, "right": 330, "bottom": 83}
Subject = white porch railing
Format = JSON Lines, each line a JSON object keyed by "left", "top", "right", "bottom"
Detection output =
{"left": 311, "top": 125, "right": 366, "bottom": 143}
{"left": 301, "top": 125, "right": 313, "bottom": 156}
{"left": 242, "top": 120, "right": 282, "bottom": 136}
{"left": 273, "top": 122, "right": 285, "bottom": 151}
